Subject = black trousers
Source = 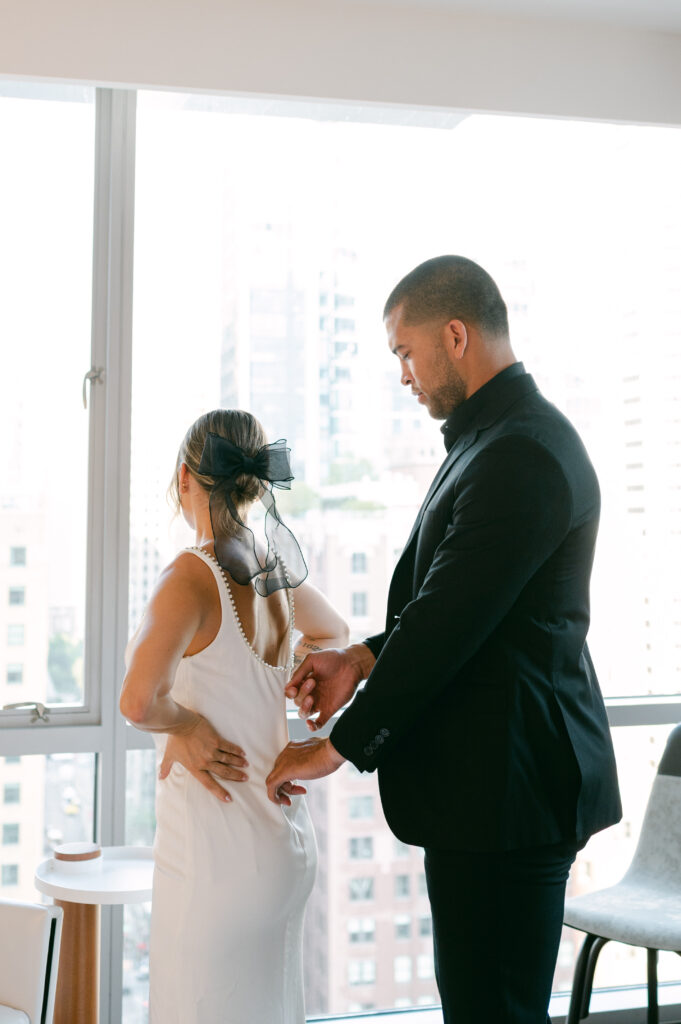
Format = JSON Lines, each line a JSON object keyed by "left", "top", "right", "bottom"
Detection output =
{"left": 424, "top": 840, "right": 581, "bottom": 1024}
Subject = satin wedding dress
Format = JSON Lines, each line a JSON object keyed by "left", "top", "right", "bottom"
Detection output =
{"left": 148, "top": 547, "right": 317, "bottom": 1023}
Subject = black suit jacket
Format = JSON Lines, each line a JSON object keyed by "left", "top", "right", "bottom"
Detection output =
{"left": 330, "top": 364, "right": 621, "bottom": 851}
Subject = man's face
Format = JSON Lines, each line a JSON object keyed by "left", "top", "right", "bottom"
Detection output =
{"left": 386, "top": 303, "right": 466, "bottom": 420}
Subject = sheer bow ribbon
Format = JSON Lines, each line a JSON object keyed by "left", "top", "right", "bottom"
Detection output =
{"left": 197, "top": 433, "right": 307, "bottom": 596}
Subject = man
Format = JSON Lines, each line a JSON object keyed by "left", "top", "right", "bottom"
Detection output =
{"left": 267, "top": 255, "right": 621, "bottom": 1023}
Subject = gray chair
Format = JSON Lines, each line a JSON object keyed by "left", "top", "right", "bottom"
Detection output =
{"left": 564, "top": 723, "right": 681, "bottom": 1024}
{"left": 0, "top": 900, "right": 63, "bottom": 1024}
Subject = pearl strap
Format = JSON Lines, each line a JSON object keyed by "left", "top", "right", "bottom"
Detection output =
{"left": 188, "top": 547, "right": 294, "bottom": 673}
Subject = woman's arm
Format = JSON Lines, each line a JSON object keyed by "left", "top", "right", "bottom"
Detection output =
{"left": 120, "top": 553, "right": 248, "bottom": 802}
{"left": 120, "top": 554, "right": 206, "bottom": 732}
{"left": 291, "top": 580, "right": 350, "bottom": 668}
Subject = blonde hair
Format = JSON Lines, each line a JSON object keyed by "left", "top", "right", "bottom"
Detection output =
{"left": 169, "top": 409, "right": 268, "bottom": 537}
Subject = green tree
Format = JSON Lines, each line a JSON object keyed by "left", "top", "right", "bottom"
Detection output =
{"left": 47, "top": 634, "right": 83, "bottom": 701}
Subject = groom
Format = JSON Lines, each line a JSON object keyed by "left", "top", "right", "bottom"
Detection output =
{"left": 267, "top": 255, "right": 621, "bottom": 1023}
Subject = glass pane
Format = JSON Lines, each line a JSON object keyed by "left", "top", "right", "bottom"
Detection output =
{"left": 0, "top": 83, "right": 95, "bottom": 708}
{"left": 131, "top": 92, "right": 681, "bottom": 1019}
{"left": 123, "top": 749, "right": 155, "bottom": 1022}
{"left": 0, "top": 753, "right": 95, "bottom": 902}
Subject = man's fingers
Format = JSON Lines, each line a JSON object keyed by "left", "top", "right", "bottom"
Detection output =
{"left": 158, "top": 755, "right": 172, "bottom": 780}
{"left": 292, "top": 678, "right": 316, "bottom": 708}
{"left": 194, "top": 770, "right": 232, "bottom": 803}
{"left": 288, "top": 657, "right": 314, "bottom": 689}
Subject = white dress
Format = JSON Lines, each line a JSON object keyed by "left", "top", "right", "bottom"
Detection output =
{"left": 148, "top": 547, "right": 317, "bottom": 1024}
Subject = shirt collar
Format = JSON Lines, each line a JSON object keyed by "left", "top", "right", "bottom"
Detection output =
{"left": 441, "top": 362, "right": 527, "bottom": 452}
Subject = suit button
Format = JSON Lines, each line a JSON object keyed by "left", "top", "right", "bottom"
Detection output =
{"left": 380, "top": 728, "right": 390, "bottom": 737}
{"left": 376, "top": 735, "right": 384, "bottom": 745}
{"left": 363, "top": 745, "right": 373, "bottom": 757}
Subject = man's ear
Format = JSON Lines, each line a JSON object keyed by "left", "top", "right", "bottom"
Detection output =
{"left": 443, "top": 319, "right": 468, "bottom": 361}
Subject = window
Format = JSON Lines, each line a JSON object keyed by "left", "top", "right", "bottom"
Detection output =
{"left": 8, "top": 587, "right": 25, "bottom": 606}
{"left": 6, "top": 664, "right": 23, "bottom": 685}
{"left": 349, "top": 837, "right": 374, "bottom": 860}
{"left": 9, "top": 547, "right": 26, "bottom": 567}
{"left": 4, "top": 757, "right": 20, "bottom": 765}
{"left": 351, "top": 592, "right": 368, "bottom": 617}
{"left": 349, "top": 795, "right": 374, "bottom": 820}
{"left": 2, "top": 824, "right": 19, "bottom": 844}
{"left": 394, "top": 955, "right": 412, "bottom": 983}
{"left": 417, "top": 953, "right": 435, "bottom": 979}
{"left": 1, "top": 865, "right": 18, "bottom": 887}
{"left": 348, "top": 917, "right": 375, "bottom": 943}
{"left": 394, "top": 839, "right": 410, "bottom": 858}
{"left": 349, "top": 877, "right": 374, "bottom": 901}
{"left": 419, "top": 914, "right": 433, "bottom": 937}
{"left": 7, "top": 624, "right": 24, "bottom": 646}
{"left": 395, "top": 914, "right": 411, "bottom": 940}
{"left": 418, "top": 873, "right": 428, "bottom": 897}
{"left": 395, "top": 874, "right": 411, "bottom": 899}
{"left": 2, "top": 80, "right": 681, "bottom": 1024}
{"left": 351, "top": 552, "right": 367, "bottom": 574}
{"left": 348, "top": 959, "right": 376, "bottom": 986}
{"left": 3, "top": 784, "right": 20, "bottom": 805}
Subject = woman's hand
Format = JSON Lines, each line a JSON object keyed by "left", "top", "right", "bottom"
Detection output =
{"left": 159, "top": 712, "right": 249, "bottom": 803}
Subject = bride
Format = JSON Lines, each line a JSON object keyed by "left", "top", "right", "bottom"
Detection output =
{"left": 120, "top": 409, "right": 349, "bottom": 1023}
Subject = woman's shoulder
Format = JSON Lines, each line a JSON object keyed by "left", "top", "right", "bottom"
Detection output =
{"left": 154, "top": 548, "right": 218, "bottom": 600}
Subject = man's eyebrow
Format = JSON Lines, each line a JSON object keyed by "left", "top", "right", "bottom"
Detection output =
{"left": 390, "top": 343, "right": 406, "bottom": 355}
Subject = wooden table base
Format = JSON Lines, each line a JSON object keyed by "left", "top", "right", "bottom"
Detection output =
{"left": 54, "top": 900, "right": 100, "bottom": 1024}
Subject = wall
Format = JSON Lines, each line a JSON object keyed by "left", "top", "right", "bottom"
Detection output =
{"left": 2, "top": 0, "right": 681, "bottom": 125}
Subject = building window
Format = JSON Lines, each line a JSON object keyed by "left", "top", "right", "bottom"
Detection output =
{"left": 417, "top": 953, "right": 435, "bottom": 979}
{"left": 8, "top": 586, "right": 25, "bottom": 606}
{"left": 7, "top": 624, "right": 25, "bottom": 646}
{"left": 348, "top": 959, "right": 376, "bottom": 986}
{"left": 6, "top": 664, "right": 23, "bottom": 686}
{"left": 349, "top": 837, "right": 374, "bottom": 860}
{"left": 394, "top": 838, "right": 410, "bottom": 858}
{"left": 349, "top": 877, "right": 374, "bottom": 901}
{"left": 9, "top": 546, "right": 26, "bottom": 567}
{"left": 395, "top": 874, "right": 410, "bottom": 899}
{"left": 2, "top": 824, "right": 19, "bottom": 845}
{"left": 348, "top": 917, "right": 375, "bottom": 943}
{"left": 349, "top": 795, "right": 374, "bottom": 820}
{"left": 394, "top": 955, "right": 412, "bottom": 983}
{"left": 394, "top": 914, "right": 411, "bottom": 940}
{"left": 4, "top": 757, "right": 20, "bottom": 765}
{"left": 3, "top": 784, "right": 20, "bottom": 805}
{"left": 1, "top": 865, "right": 19, "bottom": 886}
{"left": 419, "top": 914, "right": 433, "bottom": 937}
{"left": 351, "top": 592, "right": 368, "bottom": 617}
{"left": 351, "top": 552, "right": 367, "bottom": 574}
{"left": 418, "top": 873, "right": 428, "bottom": 896}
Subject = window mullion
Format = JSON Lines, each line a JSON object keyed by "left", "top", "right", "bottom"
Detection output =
{"left": 88, "top": 85, "right": 137, "bottom": 1024}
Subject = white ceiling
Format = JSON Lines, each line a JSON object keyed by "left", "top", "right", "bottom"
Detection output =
{"left": 341, "top": 0, "right": 681, "bottom": 33}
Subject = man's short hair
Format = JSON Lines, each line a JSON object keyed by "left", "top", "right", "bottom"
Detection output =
{"left": 384, "top": 255, "right": 509, "bottom": 337}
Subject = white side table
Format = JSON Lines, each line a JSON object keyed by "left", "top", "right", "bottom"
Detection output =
{"left": 35, "top": 846, "right": 153, "bottom": 1024}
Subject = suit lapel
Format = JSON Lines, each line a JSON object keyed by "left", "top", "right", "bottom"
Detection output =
{"left": 400, "top": 371, "right": 539, "bottom": 554}
{"left": 401, "top": 427, "right": 480, "bottom": 551}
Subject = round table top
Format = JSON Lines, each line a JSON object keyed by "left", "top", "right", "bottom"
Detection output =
{"left": 34, "top": 845, "right": 154, "bottom": 905}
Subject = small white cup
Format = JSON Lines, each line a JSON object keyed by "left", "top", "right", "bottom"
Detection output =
{"left": 53, "top": 841, "right": 103, "bottom": 876}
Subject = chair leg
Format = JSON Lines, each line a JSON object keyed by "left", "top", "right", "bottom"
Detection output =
{"left": 566, "top": 933, "right": 608, "bottom": 1024}
{"left": 579, "top": 935, "right": 609, "bottom": 1019}
{"left": 647, "top": 948, "right": 658, "bottom": 1024}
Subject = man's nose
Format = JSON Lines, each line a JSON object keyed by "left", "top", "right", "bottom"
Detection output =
{"left": 400, "top": 366, "right": 412, "bottom": 387}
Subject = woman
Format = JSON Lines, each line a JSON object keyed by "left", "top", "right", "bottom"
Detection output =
{"left": 120, "top": 409, "right": 349, "bottom": 1024}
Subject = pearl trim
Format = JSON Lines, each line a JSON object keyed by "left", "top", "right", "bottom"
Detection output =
{"left": 188, "top": 547, "right": 294, "bottom": 673}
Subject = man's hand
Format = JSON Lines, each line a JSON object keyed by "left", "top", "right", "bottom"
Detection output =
{"left": 266, "top": 737, "right": 346, "bottom": 804}
{"left": 159, "top": 712, "right": 249, "bottom": 803}
{"left": 285, "top": 645, "right": 375, "bottom": 730}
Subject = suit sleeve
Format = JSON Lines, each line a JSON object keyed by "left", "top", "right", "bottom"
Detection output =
{"left": 330, "top": 436, "right": 573, "bottom": 770}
